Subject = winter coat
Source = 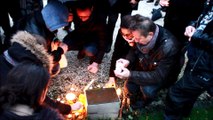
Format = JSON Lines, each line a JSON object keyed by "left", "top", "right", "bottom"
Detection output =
{"left": 164, "top": 0, "right": 205, "bottom": 45}
{"left": 126, "top": 26, "right": 181, "bottom": 88}
{"left": 63, "top": 8, "right": 108, "bottom": 64}
{"left": 0, "top": 31, "right": 71, "bottom": 115}
{"left": 0, "top": 31, "right": 53, "bottom": 86}
{"left": 186, "top": 1, "right": 213, "bottom": 80}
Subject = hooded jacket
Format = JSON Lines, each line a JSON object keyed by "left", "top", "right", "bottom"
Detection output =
{"left": 0, "top": 31, "right": 53, "bottom": 86}
{"left": 0, "top": 31, "right": 71, "bottom": 115}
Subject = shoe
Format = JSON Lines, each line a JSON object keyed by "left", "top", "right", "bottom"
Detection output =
{"left": 151, "top": 8, "right": 162, "bottom": 21}
{"left": 77, "top": 50, "right": 85, "bottom": 59}
{"left": 130, "top": 100, "right": 144, "bottom": 110}
{"left": 154, "top": 0, "right": 159, "bottom": 6}
{"left": 146, "top": 0, "right": 154, "bottom": 3}
{"left": 161, "top": 6, "right": 167, "bottom": 12}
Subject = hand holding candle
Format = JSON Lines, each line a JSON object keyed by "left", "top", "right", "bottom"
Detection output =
{"left": 71, "top": 101, "right": 83, "bottom": 111}
{"left": 66, "top": 93, "right": 76, "bottom": 104}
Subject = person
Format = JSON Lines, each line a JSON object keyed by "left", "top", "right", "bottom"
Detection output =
{"left": 105, "top": 15, "right": 134, "bottom": 87}
{"left": 159, "top": 0, "right": 206, "bottom": 49}
{"left": 0, "top": 31, "right": 82, "bottom": 115}
{"left": 12, "top": 0, "right": 69, "bottom": 73}
{"left": 164, "top": 1, "right": 213, "bottom": 119}
{"left": 0, "top": 0, "right": 44, "bottom": 54}
{"left": 63, "top": 0, "right": 108, "bottom": 74}
{"left": 113, "top": 14, "right": 182, "bottom": 110}
{"left": 0, "top": 0, "right": 22, "bottom": 53}
{"left": 99, "top": 0, "right": 139, "bottom": 53}
{"left": 0, "top": 62, "right": 65, "bottom": 120}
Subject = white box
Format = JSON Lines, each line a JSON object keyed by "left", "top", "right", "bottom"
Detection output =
{"left": 85, "top": 88, "right": 121, "bottom": 119}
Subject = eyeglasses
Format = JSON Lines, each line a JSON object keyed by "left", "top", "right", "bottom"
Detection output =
{"left": 120, "top": 30, "right": 134, "bottom": 41}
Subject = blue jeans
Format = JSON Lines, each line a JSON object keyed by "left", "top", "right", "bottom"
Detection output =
{"left": 124, "top": 80, "right": 161, "bottom": 109}
{"left": 82, "top": 43, "right": 97, "bottom": 57}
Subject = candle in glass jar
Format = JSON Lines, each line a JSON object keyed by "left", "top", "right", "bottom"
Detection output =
{"left": 66, "top": 93, "right": 76, "bottom": 104}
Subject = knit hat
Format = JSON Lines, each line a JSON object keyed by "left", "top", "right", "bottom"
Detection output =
{"left": 41, "top": 0, "right": 69, "bottom": 32}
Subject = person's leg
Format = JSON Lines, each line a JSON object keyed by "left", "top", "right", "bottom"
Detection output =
{"left": 124, "top": 81, "right": 145, "bottom": 109}
{"left": 140, "top": 84, "right": 160, "bottom": 106}
{"left": 164, "top": 71, "right": 206, "bottom": 120}
{"left": 83, "top": 42, "right": 98, "bottom": 57}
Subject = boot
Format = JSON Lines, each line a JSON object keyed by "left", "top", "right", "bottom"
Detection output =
{"left": 154, "top": 0, "right": 159, "bottom": 6}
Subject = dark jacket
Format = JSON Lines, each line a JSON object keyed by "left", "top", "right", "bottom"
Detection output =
{"left": 186, "top": 1, "right": 213, "bottom": 79}
{"left": 0, "top": 31, "right": 53, "bottom": 85}
{"left": 164, "top": 0, "right": 205, "bottom": 45}
{"left": 63, "top": 8, "right": 107, "bottom": 64}
{"left": 0, "top": 31, "right": 71, "bottom": 115}
{"left": 126, "top": 26, "right": 181, "bottom": 88}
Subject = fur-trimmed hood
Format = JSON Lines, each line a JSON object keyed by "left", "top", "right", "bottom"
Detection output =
{"left": 9, "top": 31, "right": 53, "bottom": 73}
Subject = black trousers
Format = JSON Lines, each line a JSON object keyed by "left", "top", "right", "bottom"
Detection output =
{"left": 164, "top": 66, "right": 213, "bottom": 120}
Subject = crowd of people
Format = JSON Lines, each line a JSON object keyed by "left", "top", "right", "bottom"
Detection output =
{"left": 0, "top": 0, "right": 212, "bottom": 119}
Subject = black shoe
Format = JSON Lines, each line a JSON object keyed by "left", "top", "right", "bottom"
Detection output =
{"left": 160, "top": 6, "right": 167, "bottom": 12}
{"left": 151, "top": 8, "right": 162, "bottom": 21}
{"left": 146, "top": 0, "right": 154, "bottom": 3}
{"left": 130, "top": 100, "right": 144, "bottom": 110}
{"left": 77, "top": 50, "right": 85, "bottom": 59}
{"left": 154, "top": 0, "right": 159, "bottom": 6}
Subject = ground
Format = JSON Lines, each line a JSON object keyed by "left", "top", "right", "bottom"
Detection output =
{"left": 47, "top": 1, "right": 213, "bottom": 119}
{"left": 48, "top": 0, "right": 164, "bottom": 100}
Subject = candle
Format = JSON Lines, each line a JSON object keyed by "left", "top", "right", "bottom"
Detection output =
{"left": 116, "top": 88, "right": 122, "bottom": 97}
{"left": 66, "top": 93, "right": 76, "bottom": 101}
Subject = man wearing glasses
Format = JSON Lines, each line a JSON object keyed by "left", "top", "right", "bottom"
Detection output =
{"left": 113, "top": 14, "right": 182, "bottom": 110}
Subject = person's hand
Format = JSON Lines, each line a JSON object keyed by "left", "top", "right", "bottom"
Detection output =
{"left": 116, "top": 58, "right": 130, "bottom": 68}
{"left": 71, "top": 102, "right": 83, "bottom": 111}
{"left": 59, "top": 42, "right": 68, "bottom": 53}
{"left": 56, "top": 27, "right": 68, "bottom": 40}
{"left": 87, "top": 62, "right": 99, "bottom": 74}
{"left": 104, "top": 77, "right": 116, "bottom": 88}
{"left": 159, "top": 0, "right": 169, "bottom": 7}
{"left": 129, "top": 0, "right": 138, "bottom": 5}
{"left": 184, "top": 26, "right": 196, "bottom": 41}
{"left": 114, "top": 67, "right": 130, "bottom": 79}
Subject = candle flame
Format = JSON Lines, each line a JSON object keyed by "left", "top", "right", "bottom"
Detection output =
{"left": 56, "top": 97, "right": 61, "bottom": 101}
{"left": 67, "top": 114, "right": 72, "bottom": 118}
{"left": 116, "top": 88, "right": 122, "bottom": 96}
{"left": 66, "top": 93, "right": 76, "bottom": 101}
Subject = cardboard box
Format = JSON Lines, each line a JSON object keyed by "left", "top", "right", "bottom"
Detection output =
{"left": 85, "top": 88, "right": 121, "bottom": 119}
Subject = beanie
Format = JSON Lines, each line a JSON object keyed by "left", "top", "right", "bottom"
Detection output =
{"left": 41, "top": 0, "right": 69, "bottom": 32}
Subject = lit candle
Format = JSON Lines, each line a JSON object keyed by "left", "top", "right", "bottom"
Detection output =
{"left": 116, "top": 88, "right": 122, "bottom": 97}
{"left": 67, "top": 114, "right": 72, "bottom": 118}
{"left": 66, "top": 93, "right": 76, "bottom": 104}
{"left": 56, "top": 97, "right": 61, "bottom": 101}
